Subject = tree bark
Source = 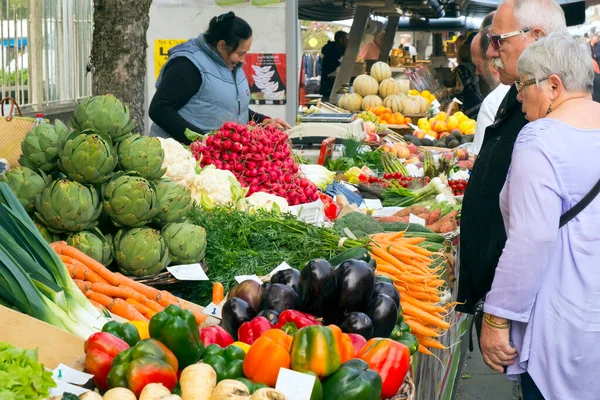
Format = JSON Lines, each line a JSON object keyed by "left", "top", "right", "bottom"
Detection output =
{"left": 91, "top": 0, "right": 152, "bottom": 133}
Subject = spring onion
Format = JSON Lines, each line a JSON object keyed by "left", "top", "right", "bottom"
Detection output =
{"left": 0, "top": 182, "right": 107, "bottom": 338}
{"left": 382, "top": 175, "right": 456, "bottom": 207}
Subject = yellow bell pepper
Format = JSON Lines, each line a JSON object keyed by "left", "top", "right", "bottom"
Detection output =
{"left": 129, "top": 320, "right": 150, "bottom": 340}
{"left": 232, "top": 341, "right": 251, "bottom": 353}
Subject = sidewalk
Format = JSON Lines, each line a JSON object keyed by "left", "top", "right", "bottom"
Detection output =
{"left": 454, "top": 328, "right": 521, "bottom": 400}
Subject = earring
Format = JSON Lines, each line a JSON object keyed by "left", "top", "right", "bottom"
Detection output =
{"left": 547, "top": 101, "right": 553, "bottom": 114}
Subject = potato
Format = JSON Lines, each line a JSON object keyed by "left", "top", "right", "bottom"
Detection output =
{"left": 139, "top": 383, "right": 172, "bottom": 400}
{"left": 103, "top": 387, "right": 137, "bottom": 400}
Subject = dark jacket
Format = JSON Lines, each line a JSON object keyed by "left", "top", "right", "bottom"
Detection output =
{"left": 457, "top": 73, "right": 600, "bottom": 314}
{"left": 320, "top": 41, "right": 345, "bottom": 97}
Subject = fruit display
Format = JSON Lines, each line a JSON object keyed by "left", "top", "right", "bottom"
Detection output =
{"left": 338, "top": 93, "right": 363, "bottom": 112}
{"left": 370, "top": 61, "right": 392, "bottom": 82}
{"left": 405, "top": 111, "right": 476, "bottom": 147}
{"left": 190, "top": 122, "right": 320, "bottom": 206}
{"left": 353, "top": 74, "right": 380, "bottom": 97}
{"left": 1, "top": 94, "right": 206, "bottom": 278}
{"left": 449, "top": 179, "right": 469, "bottom": 196}
{"left": 408, "top": 89, "right": 437, "bottom": 105}
{"left": 360, "top": 106, "right": 409, "bottom": 125}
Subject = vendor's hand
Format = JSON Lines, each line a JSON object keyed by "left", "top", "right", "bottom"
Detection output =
{"left": 480, "top": 317, "right": 518, "bottom": 373}
{"left": 263, "top": 118, "right": 292, "bottom": 131}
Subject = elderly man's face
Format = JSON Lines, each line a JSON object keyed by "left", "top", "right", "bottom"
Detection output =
{"left": 471, "top": 34, "right": 486, "bottom": 76}
{"left": 486, "top": 1, "right": 537, "bottom": 85}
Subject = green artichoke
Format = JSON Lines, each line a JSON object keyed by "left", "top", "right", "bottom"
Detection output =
{"left": 102, "top": 172, "right": 158, "bottom": 227}
{"left": 113, "top": 227, "right": 170, "bottom": 276}
{"left": 71, "top": 95, "right": 135, "bottom": 143}
{"left": 54, "top": 119, "right": 71, "bottom": 150}
{"left": 34, "top": 179, "right": 102, "bottom": 233}
{"left": 117, "top": 134, "right": 166, "bottom": 180}
{"left": 58, "top": 131, "right": 117, "bottom": 184}
{"left": 154, "top": 178, "right": 192, "bottom": 226}
{"left": 67, "top": 228, "right": 113, "bottom": 266}
{"left": 0, "top": 166, "right": 47, "bottom": 212}
{"left": 19, "top": 124, "right": 62, "bottom": 171}
{"left": 161, "top": 222, "right": 206, "bottom": 264}
{"left": 34, "top": 220, "right": 62, "bottom": 244}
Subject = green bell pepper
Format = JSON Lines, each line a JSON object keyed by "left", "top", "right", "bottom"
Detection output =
{"left": 322, "top": 359, "right": 382, "bottom": 400}
{"left": 102, "top": 320, "right": 141, "bottom": 346}
{"left": 235, "top": 377, "right": 268, "bottom": 394}
{"left": 149, "top": 304, "right": 204, "bottom": 369}
{"left": 202, "top": 344, "right": 246, "bottom": 382}
{"left": 305, "top": 371, "right": 323, "bottom": 400}
{"left": 389, "top": 325, "right": 418, "bottom": 355}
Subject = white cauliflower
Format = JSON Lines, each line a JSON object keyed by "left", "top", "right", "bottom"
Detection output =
{"left": 245, "top": 192, "right": 289, "bottom": 213}
{"left": 299, "top": 164, "right": 336, "bottom": 190}
{"left": 158, "top": 138, "right": 196, "bottom": 186}
{"left": 190, "top": 165, "right": 247, "bottom": 210}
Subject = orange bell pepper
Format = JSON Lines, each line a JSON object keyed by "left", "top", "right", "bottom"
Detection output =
{"left": 328, "top": 325, "right": 356, "bottom": 364}
{"left": 243, "top": 329, "right": 292, "bottom": 386}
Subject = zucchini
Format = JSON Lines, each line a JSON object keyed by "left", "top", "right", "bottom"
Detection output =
{"left": 418, "top": 241, "right": 445, "bottom": 252}
{"left": 328, "top": 247, "right": 371, "bottom": 267}
{"left": 380, "top": 222, "right": 433, "bottom": 234}
{"left": 403, "top": 231, "right": 445, "bottom": 243}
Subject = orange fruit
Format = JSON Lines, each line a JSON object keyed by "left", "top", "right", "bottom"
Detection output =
{"left": 405, "top": 117, "right": 412, "bottom": 124}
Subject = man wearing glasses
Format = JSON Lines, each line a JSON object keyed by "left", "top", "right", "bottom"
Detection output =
{"left": 458, "top": 0, "right": 600, "bottom": 342}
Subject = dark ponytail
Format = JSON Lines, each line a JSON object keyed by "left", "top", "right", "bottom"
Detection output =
{"left": 205, "top": 12, "right": 252, "bottom": 52}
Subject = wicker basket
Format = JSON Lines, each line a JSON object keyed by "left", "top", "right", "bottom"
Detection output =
{"left": 390, "top": 375, "right": 416, "bottom": 400}
{"left": 131, "top": 262, "right": 208, "bottom": 291}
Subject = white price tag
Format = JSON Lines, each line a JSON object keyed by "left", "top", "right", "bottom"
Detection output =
{"left": 409, "top": 213, "right": 426, "bottom": 226}
{"left": 52, "top": 364, "right": 94, "bottom": 385}
{"left": 362, "top": 198, "right": 383, "bottom": 210}
{"left": 235, "top": 274, "right": 263, "bottom": 284}
{"left": 424, "top": 134, "right": 436, "bottom": 141}
{"left": 49, "top": 381, "right": 90, "bottom": 397}
{"left": 275, "top": 368, "right": 316, "bottom": 400}
{"left": 372, "top": 207, "right": 403, "bottom": 217}
{"left": 167, "top": 263, "right": 209, "bottom": 281}
{"left": 432, "top": 99, "right": 441, "bottom": 108}
{"left": 203, "top": 302, "right": 223, "bottom": 319}
{"left": 267, "top": 262, "right": 293, "bottom": 278}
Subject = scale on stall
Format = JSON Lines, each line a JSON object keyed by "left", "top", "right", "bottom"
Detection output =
{"left": 288, "top": 113, "right": 366, "bottom": 145}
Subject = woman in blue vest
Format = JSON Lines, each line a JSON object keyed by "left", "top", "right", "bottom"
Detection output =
{"left": 149, "top": 12, "right": 290, "bottom": 144}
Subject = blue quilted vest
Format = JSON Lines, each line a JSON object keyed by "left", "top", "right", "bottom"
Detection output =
{"left": 150, "top": 34, "right": 250, "bottom": 138}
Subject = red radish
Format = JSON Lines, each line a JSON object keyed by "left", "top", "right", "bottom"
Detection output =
{"left": 232, "top": 143, "right": 243, "bottom": 153}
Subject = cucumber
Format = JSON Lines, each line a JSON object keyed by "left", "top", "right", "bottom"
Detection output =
{"left": 403, "top": 231, "right": 445, "bottom": 243}
{"left": 328, "top": 247, "right": 371, "bottom": 267}
{"left": 418, "top": 241, "right": 445, "bottom": 252}
{"left": 380, "top": 222, "right": 433, "bottom": 233}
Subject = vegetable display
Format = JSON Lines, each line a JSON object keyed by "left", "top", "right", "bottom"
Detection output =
{"left": 0, "top": 342, "right": 56, "bottom": 398}
{"left": 203, "top": 344, "right": 246, "bottom": 382}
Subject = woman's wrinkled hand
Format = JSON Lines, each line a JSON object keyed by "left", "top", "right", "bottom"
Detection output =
{"left": 480, "top": 318, "right": 518, "bottom": 373}
{"left": 263, "top": 118, "right": 292, "bottom": 131}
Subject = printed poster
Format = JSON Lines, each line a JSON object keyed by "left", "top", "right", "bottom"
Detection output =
{"left": 242, "top": 53, "right": 287, "bottom": 105}
{"left": 154, "top": 39, "right": 187, "bottom": 79}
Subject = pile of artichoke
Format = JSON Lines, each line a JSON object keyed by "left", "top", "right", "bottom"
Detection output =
{"left": 1, "top": 94, "right": 207, "bottom": 277}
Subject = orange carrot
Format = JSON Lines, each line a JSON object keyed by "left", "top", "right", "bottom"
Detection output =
{"left": 126, "top": 298, "right": 156, "bottom": 320}
{"left": 50, "top": 241, "right": 68, "bottom": 254}
{"left": 375, "top": 264, "right": 401, "bottom": 276}
{"left": 85, "top": 290, "right": 114, "bottom": 308}
{"left": 401, "top": 294, "right": 447, "bottom": 314}
{"left": 88, "top": 299, "right": 103, "bottom": 309}
{"left": 63, "top": 257, "right": 108, "bottom": 284}
{"left": 115, "top": 273, "right": 161, "bottom": 302}
{"left": 402, "top": 302, "right": 450, "bottom": 330}
{"left": 73, "top": 279, "right": 91, "bottom": 293}
{"left": 90, "top": 282, "right": 146, "bottom": 303}
{"left": 187, "top": 307, "right": 207, "bottom": 325}
{"left": 142, "top": 298, "right": 164, "bottom": 313}
{"left": 404, "top": 318, "right": 442, "bottom": 337}
{"left": 415, "top": 335, "right": 447, "bottom": 350}
{"left": 109, "top": 298, "right": 148, "bottom": 321}
{"left": 212, "top": 282, "right": 224, "bottom": 304}
{"left": 61, "top": 246, "right": 119, "bottom": 286}
{"left": 418, "top": 344, "right": 435, "bottom": 355}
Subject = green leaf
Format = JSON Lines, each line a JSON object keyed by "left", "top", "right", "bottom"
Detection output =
{"left": 184, "top": 128, "right": 203, "bottom": 141}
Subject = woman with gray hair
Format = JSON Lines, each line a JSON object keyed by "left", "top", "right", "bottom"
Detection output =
{"left": 479, "top": 32, "right": 600, "bottom": 399}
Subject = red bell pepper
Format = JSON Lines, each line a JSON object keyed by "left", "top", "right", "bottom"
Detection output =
{"left": 84, "top": 332, "right": 130, "bottom": 390}
{"left": 324, "top": 202, "right": 339, "bottom": 220}
{"left": 238, "top": 316, "right": 273, "bottom": 345}
{"left": 347, "top": 333, "right": 367, "bottom": 355}
{"left": 199, "top": 325, "right": 235, "bottom": 348}
{"left": 274, "top": 310, "right": 322, "bottom": 334}
{"left": 357, "top": 338, "right": 411, "bottom": 398}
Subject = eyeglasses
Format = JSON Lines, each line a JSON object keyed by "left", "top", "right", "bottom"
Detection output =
{"left": 487, "top": 28, "right": 532, "bottom": 50}
{"left": 515, "top": 77, "right": 548, "bottom": 92}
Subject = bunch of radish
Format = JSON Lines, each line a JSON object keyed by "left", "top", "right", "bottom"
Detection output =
{"left": 190, "top": 122, "right": 320, "bottom": 205}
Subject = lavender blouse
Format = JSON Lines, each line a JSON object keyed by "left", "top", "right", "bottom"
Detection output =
{"left": 484, "top": 118, "right": 600, "bottom": 399}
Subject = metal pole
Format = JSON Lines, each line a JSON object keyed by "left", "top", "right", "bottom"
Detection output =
{"left": 285, "top": 0, "right": 299, "bottom": 125}
{"left": 328, "top": 5, "right": 371, "bottom": 104}
{"left": 29, "top": 0, "right": 43, "bottom": 111}
{"left": 378, "top": 15, "right": 399, "bottom": 62}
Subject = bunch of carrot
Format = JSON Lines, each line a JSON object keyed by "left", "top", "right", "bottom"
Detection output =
{"left": 370, "top": 231, "right": 453, "bottom": 356}
{"left": 51, "top": 241, "right": 207, "bottom": 325}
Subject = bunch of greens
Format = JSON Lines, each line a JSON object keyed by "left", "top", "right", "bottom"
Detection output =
{"left": 184, "top": 206, "right": 369, "bottom": 305}
{"left": 0, "top": 342, "right": 56, "bottom": 398}
{"left": 326, "top": 135, "right": 384, "bottom": 172}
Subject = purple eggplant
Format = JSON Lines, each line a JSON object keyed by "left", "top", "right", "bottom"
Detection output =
{"left": 270, "top": 268, "right": 301, "bottom": 294}
{"left": 260, "top": 283, "right": 299, "bottom": 313}
{"left": 339, "top": 312, "right": 374, "bottom": 339}
{"left": 298, "top": 258, "right": 337, "bottom": 318}
{"left": 335, "top": 259, "right": 375, "bottom": 314}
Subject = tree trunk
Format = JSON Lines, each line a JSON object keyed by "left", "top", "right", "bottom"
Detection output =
{"left": 90, "top": 0, "right": 152, "bottom": 133}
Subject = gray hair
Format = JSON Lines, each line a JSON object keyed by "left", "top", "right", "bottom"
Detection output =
{"left": 509, "top": 0, "right": 567, "bottom": 35}
{"left": 518, "top": 33, "right": 594, "bottom": 93}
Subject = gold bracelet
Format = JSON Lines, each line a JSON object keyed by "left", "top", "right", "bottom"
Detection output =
{"left": 483, "top": 313, "right": 510, "bottom": 329}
